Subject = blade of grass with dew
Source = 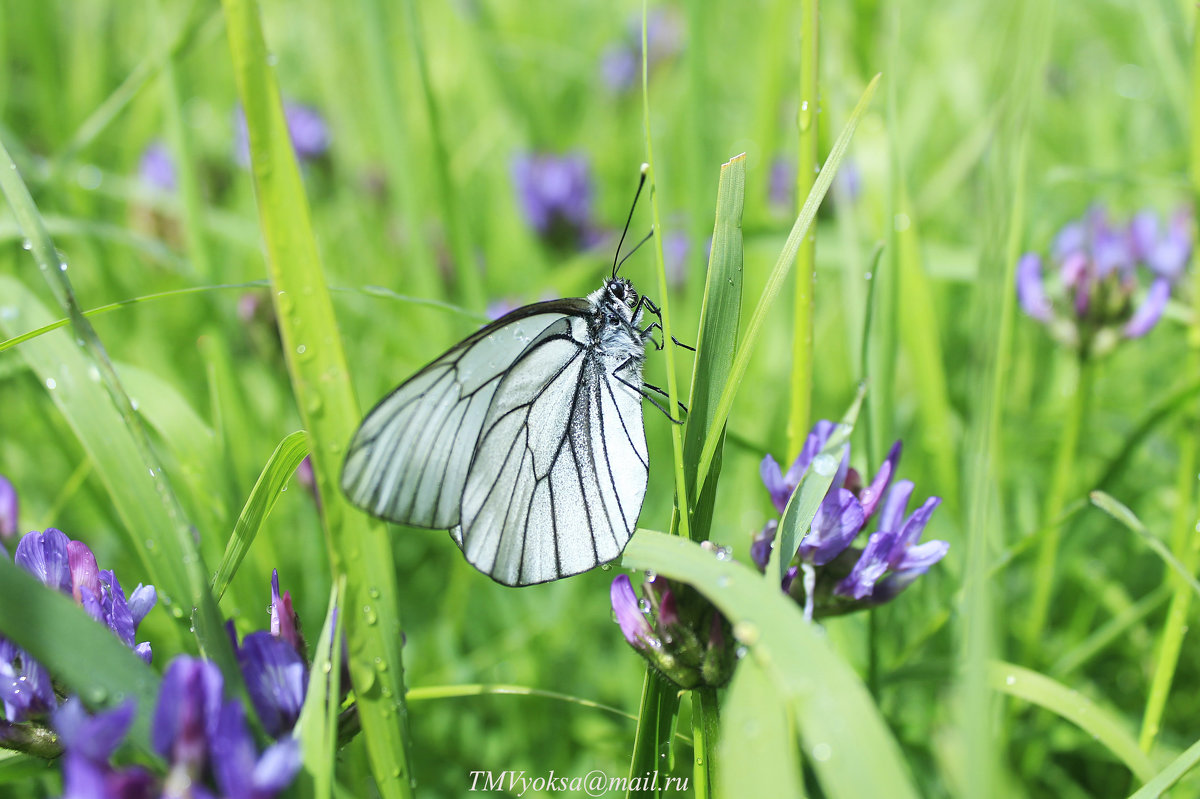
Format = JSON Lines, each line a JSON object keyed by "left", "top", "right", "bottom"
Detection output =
{"left": 642, "top": 0, "right": 690, "bottom": 542}
{"left": 211, "top": 431, "right": 310, "bottom": 601}
{"left": 0, "top": 270, "right": 233, "bottom": 669}
{"left": 1089, "top": 491, "right": 1200, "bottom": 600}
{"left": 786, "top": 0, "right": 820, "bottom": 461}
{"left": 623, "top": 530, "right": 920, "bottom": 799}
{"left": 0, "top": 216, "right": 185, "bottom": 269}
{"left": 988, "top": 661, "right": 1154, "bottom": 783}
{"left": 716, "top": 655, "right": 803, "bottom": 799}
{"left": 766, "top": 386, "right": 865, "bottom": 582}
{"left": 221, "top": 2, "right": 414, "bottom": 796}
{"left": 694, "top": 74, "right": 880, "bottom": 495}
{"left": 682, "top": 153, "right": 745, "bottom": 542}
{"left": 0, "top": 557, "right": 159, "bottom": 754}
{"left": 1127, "top": 736, "right": 1200, "bottom": 799}
{"left": 297, "top": 577, "right": 345, "bottom": 799}
{"left": 1094, "top": 375, "right": 1200, "bottom": 491}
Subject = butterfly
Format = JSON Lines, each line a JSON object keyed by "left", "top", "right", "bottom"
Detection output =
{"left": 341, "top": 168, "right": 682, "bottom": 586}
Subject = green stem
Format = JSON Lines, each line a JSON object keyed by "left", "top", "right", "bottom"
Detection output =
{"left": 1022, "top": 354, "right": 1092, "bottom": 660}
{"left": 642, "top": 0, "right": 690, "bottom": 540}
{"left": 627, "top": 670, "right": 681, "bottom": 799}
{"left": 786, "top": 0, "right": 819, "bottom": 460}
{"left": 690, "top": 686, "right": 720, "bottom": 799}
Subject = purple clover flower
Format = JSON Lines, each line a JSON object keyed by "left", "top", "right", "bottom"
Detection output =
{"left": 755, "top": 423, "right": 945, "bottom": 617}
{"left": 55, "top": 655, "right": 300, "bottom": 799}
{"left": 511, "top": 151, "right": 597, "bottom": 249}
{"left": 0, "top": 529, "right": 156, "bottom": 721}
{"left": 610, "top": 570, "right": 733, "bottom": 689}
{"left": 138, "top": 142, "right": 177, "bottom": 193}
{"left": 234, "top": 102, "right": 330, "bottom": 167}
{"left": 1017, "top": 205, "right": 1192, "bottom": 353}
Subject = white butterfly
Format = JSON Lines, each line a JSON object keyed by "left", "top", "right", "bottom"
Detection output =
{"left": 342, "top": 272, "right": 677, "bottom": 585}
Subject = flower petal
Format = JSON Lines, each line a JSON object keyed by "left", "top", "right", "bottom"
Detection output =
{"left": 67, "top": 541, "right": 100, "bottom": 604}
{"left": 14, "top": 529, "right": 72, "bottom": 592}
{"left": 127, "top": 584, "right": 157, "bottom": 628}
{"left": 0, "top": 476, "right": 17, "bottom": 541}
{"left": 859, "top": 441, "right": 901, "bottom": 520}
{"left": 759, "top": 455, "right": 790, "bottom": 514}
{"left": 877, "top": 480, "right": 914, "bottom": 534}
{"left": 1124, "top": 277, "right": 1171, "bottom": 338}
{"left": 610, "top": 575, "right": 655, "bottom": 649}
{"left": 1016, "top": 254, "right": 1052, "bottom": 322}
{"left": 750, "top": 519, "right": 777, "bottom": 572}
{"left": 53, "top": 697, "right": 136, "bottom": 762}
{"left": 890, "top": 496, "right": 943, "bottom": 562}
{"left": 237, "top": 632, "right": 308, "bottom": 738}
{"left": 800, "top": 488, "right": 865, "bottom": 566}
{"left": 835, "top": 532, "right": 895, "bottom": 600}
{"left": 252, "top": 737, "right": 303, "bottom": 795}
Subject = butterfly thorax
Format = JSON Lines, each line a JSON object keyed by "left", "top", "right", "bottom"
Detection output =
{"left": 587, "top": 278, "right": 646, "bottom": 363}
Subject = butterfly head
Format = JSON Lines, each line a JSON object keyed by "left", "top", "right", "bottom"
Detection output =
{"left": 604, "top": 277, "right": 639, "bottom": 315}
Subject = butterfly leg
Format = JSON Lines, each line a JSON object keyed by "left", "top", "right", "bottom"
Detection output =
{"left": 634, "top": 296, "right": 696, "bottom": 351}
{"left": 613, "top": 356, "right": 686, "bottom": 424}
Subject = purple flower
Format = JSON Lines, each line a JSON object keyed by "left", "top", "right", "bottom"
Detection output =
{"left": 599, "top": 10, "right": 683, "bottom": 93}
{"left": 511, "top": 152, "right": 596, "bottom": 249}
{"left": 234, "top": 102, "right": 330, "bottom": 167}
{"left": 154, "top": 656, "right": 224, "bottom": 775}
{"left": 0, "top": 638, "right": 55, "bottom": 722}
{"left": 664, "top": 230, "right": 690, "bottom": 289}
{"left": 600, "top": 47, "right": 638, "bottom": 92}
{"left": 0, "top": 475, "right": 18, "bottom": 541}
{"left": 836, "top": 160, "right": 863, "bottom": 203}
{"left": 14, "top": 528, "right": 72, "bottom": 593}
{"left": 756, "top": 422, "right": 946, "bottom": 615}
{"left": 138, "top": 142, "right": 177, "bottom": 193}
{"left": 768, "top": 157, "right": 795, "bottom": 211}
{"left": 1019, "top": 205, "right": 1192, "bottom": 352}
{"left": 269, "top": 570, "right": 304, "bottom": 657}
{"left": 54, "top": 698, "right": 157, "bottom": 799}
{"left": 611, "top": 574, "right": 656, "bottom": 649}
{"left": 234, "top": 631, "right": 308, "bottom": 738}
{"left": 210, "top": 698, "right": 302, "bottom": 799}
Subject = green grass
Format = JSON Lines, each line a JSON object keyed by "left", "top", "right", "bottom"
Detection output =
{"left": 0, "top": 0, "right": 1198, "bottom": 797}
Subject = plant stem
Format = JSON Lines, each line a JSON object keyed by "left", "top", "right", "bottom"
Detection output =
{"left": 1022, "top": 354, "right": 1092, "bottom": 660}
{"left": 787, "top": 0, "right": 819, "bottom": 461}
{"left": 626, "top": 669, "right": 681, "bottom": 799}
{"left": 690, "top": 686, "right": 720, "bottom": 799}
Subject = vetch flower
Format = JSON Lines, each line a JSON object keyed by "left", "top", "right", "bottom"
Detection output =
{"left": 234, "top": 102, "right": 330, "bottom": 167}
{"left": 511, "top": 151, "right": 597, "bottom": 249}
{"left": 269, "top": 570, "right": 304, "bottom": 658}
{"left": 54, "top": 698, "right": 156, "bottom": 799}
{"left": 138, "top": 141, "right": 177, "bottom": 193}
{"left": 209, "top": 699, "right": 302, "bottom": 799}
{"left": 0, "top": 638, "right": 55, "bottom": 723}
{"left": 755, "top": 423, "right": 946, "bottom": 619}
{"left": 0, "top": 475, "right": 18, "bottom": 541}
{"left": 610, "top": 568, "right": 734, "bottom": 690}
{"left": 232, "top": 629, "right": 308, "bottom": 738}
{"left": 1017, "top": 205, "right": 1192, "bottom": 355}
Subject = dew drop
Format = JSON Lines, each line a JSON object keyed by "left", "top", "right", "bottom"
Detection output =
{"left": 893, "top": 213, "right": 911, "bottom": 232}
{"left": 810, "top": 453, "right": 837, "bottom": 476}
{"left": 638, "top": 598, "right": 651, "bottom": 613}
{"left": 45, "top": 377, "right": 57, "bottom": 390}
{"left": 864, "top": 271, "right": 873, "bottom": 280}
{"left": 21, "top": 239, "right": 32, "bottom": 251}
{"left": 58, "top": 262, "right": 68, "bottom": 272}
{"left": 296, "top": 344, "right": 307, "bottom": 355}
{"left": 1005, "top": 674, "right": 1016, "bottom": 686}
{"left": 812, "top": 742, "right": 832, "bottom": 762}
{"left": 644, "top": 569, "right": 657, "bottom": 582}
{"left": 600, "top": 563, "right": 612, "bottom": 571}
{"left": 76, "top": 165, "right": 102, "bottom": 190}
{"left": 732, "top": 620, "right": 760, "bottom": 645}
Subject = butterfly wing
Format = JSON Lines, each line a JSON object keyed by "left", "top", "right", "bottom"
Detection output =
{"left": 457, "top": 320, "right": 649, "bottom": 586}
{"left": 341, "top": 301, "right": 591, "bottom": 528}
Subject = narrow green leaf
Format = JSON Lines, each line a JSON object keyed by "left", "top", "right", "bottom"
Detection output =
{"left": 626, "top": 670, "right": 681, "bottom": 799}
{"left": 0, "top": 751, "right": 46, "bottom": 783}
{"left": 298, "top": 577, "right": 345, "bottom": 799}
{"left": 767, "top": 386, "right": 866, "bottom": 581}
{"left": 717, "top": 656, "right": 802, "bottom": 799}
{"left": 694, "top": 74, "right": 881, "bottom": 492}
{"left": 220, "top": 2, "right": 414, "bottom": 796}
{"left": 1089, "top": 491, "right": 1200, "bottom": 599}
{"left": 211, "top": 431, "right": 310, "bottom": 601}
{"left": 0, "top": 557, "right": 159, "bottom": 753}
{"left": 988, "top": 661, "right": 1154, "bottom": 783}
{"left": 683, "top": 153, "right": 745, "bottom": 542}
{"left": 1127, "top": 736, "right": 1200, "bottom": 798}
{"left": 623, "top": 530, "right": 919, "bottom": 799}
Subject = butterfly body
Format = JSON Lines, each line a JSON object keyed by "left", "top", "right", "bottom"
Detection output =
{"left": 343, "top": 277, "right": 652, "bottom": 586}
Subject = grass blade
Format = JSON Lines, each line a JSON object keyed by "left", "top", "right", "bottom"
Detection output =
{"left": 211, "top": 431, "right": 310, "bottom": 601}
{"left": 623, "top": 530, "right": 919, "bottom": 799}
{"left": 694, "top": 74, "right": 880, "bottom": 493}
{"left": 220, "top": 2, "right": 414, "bottom": 795}
{"left": 716, "top": 656, "right": 802, "bottom": 799}
{"left": 297, "top": 577, "right": 345, "bottom": 799}
{"left": 988, "top": 661, "right": 1154, "bottom": 783}
{"left": 1089, "top": 491, "right": 1200, "bottom": 599}
{"left": 1127, "top": 737, "right": 1200, "bottom": 798}
{"left": 683, "top": 153, "right": 746, "bottom": 541}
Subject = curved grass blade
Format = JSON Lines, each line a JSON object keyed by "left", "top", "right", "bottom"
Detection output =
{"left": 1127, "top": 737, "right": 1200, "bottom": 798}
{"left": 622, "top": 530, "right": 919, "bottom": 799}
{"left": 683, "top": 154, "right": 745, "bottom": 543}
{"left": 694, "top": 74, "right": 881, "bottom": 493}
{"left": 988, "top": 661, "right": 1154, "bottom": 783}
{"left": 0, "top": 557, "right": 159, "bottom": 753}
{"left": 766, "top": 386, "right": 866, "bottom": 581}
{"left": 717, "top": 656, "right": 802, "bottom": 799}
{"left": 221, "top": 2, "right": 413, "bottom": 795}
{"left": 211, "top": 431, "right": 310, "bottom": 601}
{"left": 1093, "top": 376, "right": 1200, "bottom": 491}
{"left": 1089, "top": 491, "right": 1200, "bottom": 599}
{"left": 297, "top": 577, "right": 345, "bottom": 799}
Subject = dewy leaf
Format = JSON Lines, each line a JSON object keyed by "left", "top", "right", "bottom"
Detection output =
{"left": 717, "top": 656, "right": 803, "bottom": 799}
{"left": 622, "top": 530, "right": 919, "bottom": 799}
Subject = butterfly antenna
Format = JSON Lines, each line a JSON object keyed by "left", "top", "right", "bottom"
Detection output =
{"left": 615, "top": 229, "right": 655, "bottom": 273}
{"left": 613, "top": 163, "right": 650, "bottom": 278}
